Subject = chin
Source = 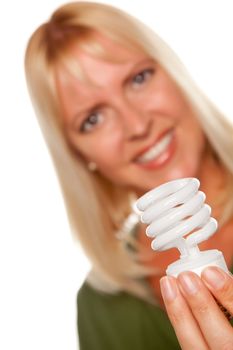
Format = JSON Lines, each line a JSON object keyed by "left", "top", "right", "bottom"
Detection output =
{"left": 135, "top": 162, "right": 201, "bottom": 195}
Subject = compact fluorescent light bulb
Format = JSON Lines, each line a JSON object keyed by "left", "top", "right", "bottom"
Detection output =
{"left": 135, "top": 178, "right": 228, "bottom": 277}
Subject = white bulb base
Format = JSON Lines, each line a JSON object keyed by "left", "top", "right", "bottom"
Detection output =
{"left": 166, "top": 249, "right": 228, "bottom": 277}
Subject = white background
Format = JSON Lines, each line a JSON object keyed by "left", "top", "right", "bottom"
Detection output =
{"left": 1, "top": 1, "right": 233, "bottom": 349}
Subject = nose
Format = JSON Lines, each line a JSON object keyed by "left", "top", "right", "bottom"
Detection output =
{"left": 116, "top": 97, "right": 152, "bottom": 141}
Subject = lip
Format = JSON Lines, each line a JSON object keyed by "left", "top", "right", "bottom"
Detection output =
{"left": 133, "top": 128, "right": 176, "bottom": 170}
{"left": 133, "top": 127, "right": 174, "bottom": 161}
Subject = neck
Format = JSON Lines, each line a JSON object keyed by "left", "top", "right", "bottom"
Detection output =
{"left": 195, "top": 144, "right": 233, "bottom": 267}
{"left": 197, "top": 144, "right": 228, "bottom": 221}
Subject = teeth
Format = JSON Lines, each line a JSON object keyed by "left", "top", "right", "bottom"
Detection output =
{"left": 136, "top": 131, "right": 173, "bottom": 163}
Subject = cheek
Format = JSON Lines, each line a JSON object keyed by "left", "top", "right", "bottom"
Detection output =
{"left": 74, "top": 130, "right": 124, "bottom": 165}
{"left": 141, "top": 82, "right": 188, "bottom": 117}
{"left": 180, "top": 123, "right": 205, "bottom": 150}
{"left": 176, "top": 120, "right": 206, "bottom": 175}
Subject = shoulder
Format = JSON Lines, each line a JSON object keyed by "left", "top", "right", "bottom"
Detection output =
{"left": 77, "top": 281, "right": 145, "bottom": 349}
{"left": 77, "top": 280, "right": 148, "bottom": 321}
{"left": 77, "top": 280, "right": 180, "bottom": 350}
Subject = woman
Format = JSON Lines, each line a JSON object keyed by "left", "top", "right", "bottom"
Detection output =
{"left": 25, "top": 2, "right": 233, "bottom": 349}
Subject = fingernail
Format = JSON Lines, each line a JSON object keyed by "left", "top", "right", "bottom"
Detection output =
{"left": 160, "top": 276, "right": 177, "bottom": 301}
{"left": 201, "top": 267, "right": 226, "bottom": 290}
{"left": 178, "top": 272, "right": 200, "bottom": 295}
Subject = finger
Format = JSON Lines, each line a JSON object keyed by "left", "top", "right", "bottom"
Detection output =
{"left": 160, "top": 276, "right": 209, "bottom": 350}
{"left": 177, "top": 271, "right": 233, "bottom": 350}
{"left": 201, "top": 266, "right": 233, "bottom": 318}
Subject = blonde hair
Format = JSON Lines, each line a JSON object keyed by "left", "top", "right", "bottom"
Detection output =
{"left": 25, "top": 1, "right": 233, "bottom": 302}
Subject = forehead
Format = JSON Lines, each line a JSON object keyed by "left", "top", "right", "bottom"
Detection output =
{"left": 55, "top": 33, "right": 147, "bottom": 85}
{"left": 54, "top": 33, "right": 149, "bottom": 116}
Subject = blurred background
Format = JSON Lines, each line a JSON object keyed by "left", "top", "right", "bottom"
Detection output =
{"left": 1, "top": 0, "right": 233, "bottom": 349}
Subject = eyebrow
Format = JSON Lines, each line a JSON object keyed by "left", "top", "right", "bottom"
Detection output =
{"left": 70, "top": 57, "right": 155, "bottom": 127}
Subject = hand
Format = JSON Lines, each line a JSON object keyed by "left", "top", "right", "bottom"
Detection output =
{"left": 160, "top": 267, "right": 233, "bottom": 350}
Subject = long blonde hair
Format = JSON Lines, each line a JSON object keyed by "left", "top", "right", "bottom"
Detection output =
{"left": 25, "top": 1, "right": 233, "bottom": 301}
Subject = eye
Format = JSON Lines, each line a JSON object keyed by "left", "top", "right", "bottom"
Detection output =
{"left": 80, "top": 111, "right": 103, "bottom": 133}
{"left": 131, "top": 68, "right": 155, "bottom": 88}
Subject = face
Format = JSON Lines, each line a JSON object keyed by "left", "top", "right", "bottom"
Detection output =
{"left": 55, "top": 34, "right": 206, "bottom": 195}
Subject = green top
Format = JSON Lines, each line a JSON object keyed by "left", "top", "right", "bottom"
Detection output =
{"left": 77, "top": 281, "right": 180, "bottom": 350}
{"left": 77, "top": 264, "right": 233, "bottom": 350}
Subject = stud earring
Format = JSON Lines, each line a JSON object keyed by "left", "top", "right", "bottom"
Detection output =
{"left": 88, "top": 161, "right": 97, "bottom": 171}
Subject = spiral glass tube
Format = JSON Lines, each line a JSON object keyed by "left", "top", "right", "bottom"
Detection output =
{"left": 135, "top": 178, "right": 228, "bottom": 276}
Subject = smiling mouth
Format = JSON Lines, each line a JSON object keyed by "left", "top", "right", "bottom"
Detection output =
{"left": 134, "top": 129, "right": 174, "bottom": 164}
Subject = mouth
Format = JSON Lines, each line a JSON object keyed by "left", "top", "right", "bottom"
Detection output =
{"left": 134, "top": 128, "right": 175, "bottom": 168}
